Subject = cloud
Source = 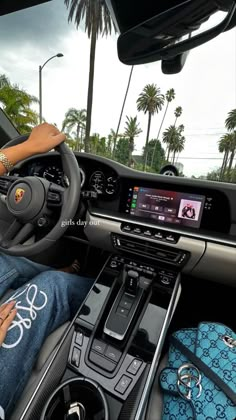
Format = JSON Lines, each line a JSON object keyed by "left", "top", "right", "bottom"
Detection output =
{"left": 0, "top": 0, "right": 72, "bottom": 48}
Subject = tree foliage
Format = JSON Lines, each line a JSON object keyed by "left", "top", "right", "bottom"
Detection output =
{"left": 142, "top": 139, "right": 165, "bottom": 173}
{"left": 0, "top": 74, "right": 38, "bottom": 133}
{"left": 64, "top": 0, "right": 117, "bottom": 152}
{"left": 114, "top": 137, "right": 129, "bottom": 165}
{"left": 162, "top": 125, "right": 185, "bottom": 163}
{"left": 123, "top": 116, "right": 142, "bottom": 167}
{"left": 62, "top": 108, "right": 87, "bottom": 151}
{"left": 137, "top": 84, "right": 165, "bottom": 171}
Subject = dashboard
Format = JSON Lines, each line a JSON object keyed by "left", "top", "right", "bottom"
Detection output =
{"left": 15, "top": 154, "right": 120, "bottom": 199}
{"left": 12, "top": 151, "right": 235, "bottom": 237}
{"left": 11, "top": 151, "right": 236, "bottom": 286}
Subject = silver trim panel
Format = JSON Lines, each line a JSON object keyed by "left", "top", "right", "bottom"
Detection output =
{"left": 134, "top": 274, "right": 182, "bottom": 420}
{"left": 85, "top": 213, "right": 206, "bottom": 273}
{"left": 90, "top": 211, "right": 236, "bottom": 247}
{"left": 192, "top": 242, "right": 236, "bottom": 286}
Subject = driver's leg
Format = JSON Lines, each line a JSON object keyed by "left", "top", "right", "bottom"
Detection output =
{"left": 0, "top": 254, "right": 53, "bottom": 299}
{"left": 0, "top": 270, "right": 93, "bottom": 417}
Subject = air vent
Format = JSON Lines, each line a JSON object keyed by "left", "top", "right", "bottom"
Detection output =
{"left": 111, "top": 234, "right": 188, "bottom": 267}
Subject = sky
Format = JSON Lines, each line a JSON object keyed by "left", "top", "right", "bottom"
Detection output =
{"left": 0, "top": 0, "right": 236, "bottom": 177}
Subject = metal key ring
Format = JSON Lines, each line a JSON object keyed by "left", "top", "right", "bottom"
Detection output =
{"left": 177, "top": 374, "right": 203, "bottom": 400}
{"left": 178, "top": 363, "right": 202, "bottom": 386}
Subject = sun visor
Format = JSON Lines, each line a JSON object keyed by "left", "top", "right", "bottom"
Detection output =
{"left": 0, "top": 0, "right": 51, "bottom": 16}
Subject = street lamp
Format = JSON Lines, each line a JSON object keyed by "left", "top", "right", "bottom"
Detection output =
{"left": 39, "top": 53, "right": 64, "bottom": 123}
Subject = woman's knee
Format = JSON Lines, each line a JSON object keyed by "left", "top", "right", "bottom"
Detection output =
{"left": 31, "top": 271, "right": 70, "bottom": 293}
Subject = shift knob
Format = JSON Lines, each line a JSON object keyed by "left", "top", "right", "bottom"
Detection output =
{"left": 125, "top": 270, "right": 139, "bottom": 296}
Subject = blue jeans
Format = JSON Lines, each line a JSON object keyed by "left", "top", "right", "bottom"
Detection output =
{"left": 0, "top": 254, "right": 93, "bottom": 418}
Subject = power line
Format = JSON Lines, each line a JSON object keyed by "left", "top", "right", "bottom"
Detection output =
{"left": 185, "top": 133, "right": 225, "bottom": 136}
{"left": 175, "top": 157, "right": 223, "bottom": 160}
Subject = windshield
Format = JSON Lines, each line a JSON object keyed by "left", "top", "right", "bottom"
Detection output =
{"left": 0, "top": 0, "right": 236, "bottom": 183}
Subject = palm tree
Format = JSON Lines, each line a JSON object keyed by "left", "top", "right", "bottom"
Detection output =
{"left": 65, "top": 136, "right": 77, "bottom": 151}
{"left": 150, "top": 88, "right": 175, "bottom": 168}
{"left": 225, "top": 109, "right": 236, "bottom": 131}
{"left": 164, "top": 107, "right": 183, "bottom": 161}
{"left": 109, "top": 129, "right": 118, "bottom": 154}
{"left": 112, "top": 66, "right": 134, "bottom": 158}
{"left": 62, "top": 108, "right": 87, "bottom": 151}
{"left": 0, "top": 74, "right": 10, "bottom": 88}
{"left": 123, "top": 116, "right": 142, "bottom": 167}
{"left": 162, "top": 125, "right": 183, "bottom": 162}
{"left": 174, "top": 106, "right": 183, "bottom": 126}
{"left": 227, "top": 132, "right": 236, "bottom": 178}
{"left": 219, "top": 134, "right": 231, "bottom": 180}
{"left": 225, "top": 109, "right": 236, "bottom": 178}
{"left": 170, "top": 133, "right": 185, "bottom": 164}
{"left": 175, "top": 124, "right": 185, "bottom": 163}
{"left": 90, "top": 133, "right": 100, "bottom": 154}
{"left": 137, "top": 84, "right": 164, "bottom": 171}
{"left": 65, "top": 0, "right": 117, "bottom": 152}
{"left": 0, "top": 78, "right": 38, "bottom": 133}
{"left": 218, "top": 133, "right": 236, "bottom": 180}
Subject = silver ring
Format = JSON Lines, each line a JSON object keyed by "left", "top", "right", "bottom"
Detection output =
{"left": 177, "top": 363, "right": 202, "bottom": 401}
{"left": 178, "top": 363, "right": 201, "bottom": 385}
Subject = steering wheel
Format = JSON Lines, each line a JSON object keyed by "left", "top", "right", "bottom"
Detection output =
{"left": 0, "top": 135, "right": 81, "bottom": 256}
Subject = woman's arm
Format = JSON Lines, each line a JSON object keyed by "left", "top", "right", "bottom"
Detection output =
{"left": 0, "top": 123, "right": 66, "bottom": 176}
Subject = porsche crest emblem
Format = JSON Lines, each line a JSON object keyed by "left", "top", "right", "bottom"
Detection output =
{"left": 15, "top": 188, "right": 25, "bottom": 203}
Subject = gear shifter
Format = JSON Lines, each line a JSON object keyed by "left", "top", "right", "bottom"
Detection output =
{"left": 104, "top": 266, "right": 145, "bottom": 340}
{"left": 125, "top": 270, "right": 139, "bottom": 296}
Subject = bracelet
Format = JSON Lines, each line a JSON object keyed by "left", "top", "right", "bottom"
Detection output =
{"left": 0, "top": 152, "right": 14, "bottom": 172}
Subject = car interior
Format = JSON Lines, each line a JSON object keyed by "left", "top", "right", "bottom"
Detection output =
{"left": 0, "top": 1, "right": 235, "bottom": 420}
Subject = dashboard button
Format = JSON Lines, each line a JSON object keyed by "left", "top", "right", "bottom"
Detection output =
{"left": 92, "top": 339, "right": 106, "bottom": 355}
{"left": 160, "top": 275, "right": 171, "bottom": 285}
{"left": 115, "top": 375, "right": 132, "bottom": 394}
{"left": 133, "top": 228, "right": 142, "bottom": 234}
{"left": 71, "top": 347, "right": 81, "bottom": 368}
{"left": 75, "top": 332, "right": 84, "bottom": 347}
{"left": 119, "top": 294, "right": 134, "bottom": 310}
{"left": 110, "top": 260, "right": 118, "bottom": 268}
{"left": 165, "top": 235, "right": 176, "bottom": 243}
{"left": 116, "top": 307, "right": 129, "bottom": 317}
{"left": 105, "top": 346, "right": 122, "bottom": 363}
{"left": 127, "top": 359, "right": 143, "bottom": 375}
{"left": 154, "top": 232, "right": 163, "bottom": 240}
{"left": 123, "top": 225, "right": 132, "bottom": 232}
{"left": 143, "top": 230, "right": 152, "bottom": 236}
{"left": 89, "top": 351, "right": 116, "bottom": 372}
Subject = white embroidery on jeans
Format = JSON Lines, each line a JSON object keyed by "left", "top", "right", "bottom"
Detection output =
{"left": 2, "top": 283, "right": 48, "bottom": 349}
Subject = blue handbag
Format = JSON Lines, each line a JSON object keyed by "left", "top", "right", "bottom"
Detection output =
{"left": 159, "top": 322, "right": 236, "bottom": 420}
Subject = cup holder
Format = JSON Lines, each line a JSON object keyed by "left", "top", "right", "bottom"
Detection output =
{"left": 41, "top": 377, "right": 109, "bottom": 420}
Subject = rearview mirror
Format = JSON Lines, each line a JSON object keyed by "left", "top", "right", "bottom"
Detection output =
{"left": 117, "top": 0, "right": 236, "bottom": 71}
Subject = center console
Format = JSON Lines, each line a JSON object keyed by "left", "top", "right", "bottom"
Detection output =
{"left": 39, "top": 253, "right": 181, "bottom": 420}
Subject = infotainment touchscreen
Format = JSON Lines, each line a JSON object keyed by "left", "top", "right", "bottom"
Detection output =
{"left": 125, "top": 186, "right": 206, "bottom": 229}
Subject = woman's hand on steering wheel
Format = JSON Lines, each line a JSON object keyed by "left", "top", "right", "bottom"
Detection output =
{"left": 26, "top": 123, "right": 66, "bottom": 155}
{"left": 0, "top": 123, "right": 66, "bottom": 177}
